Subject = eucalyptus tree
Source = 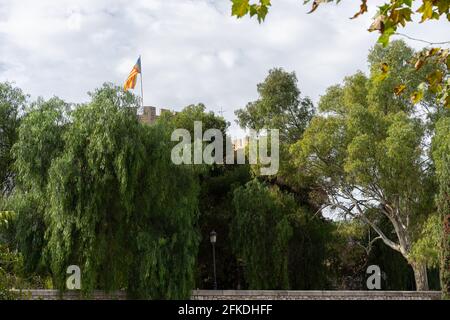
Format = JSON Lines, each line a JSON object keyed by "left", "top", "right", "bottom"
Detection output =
{"left": 234, "top": 68, "right": 315, "bottom": 197}
{"left": 291, "top": 41, "right": 442, "bottom": 290}
{"left": 235, "top": 68, "right": 314, "bottom": 145}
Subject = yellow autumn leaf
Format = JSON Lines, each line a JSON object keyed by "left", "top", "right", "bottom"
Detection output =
{"left": 427, "top": 70, "right": 443, "bottom": 87}
{"left": 394, "top": 84, "right": 407, "bottom": 96}
{"left": 411, "top": 90, "right": 424, "bottom": 104}
{"left": 418, "top": 0, "right": 434, "bottom": 23}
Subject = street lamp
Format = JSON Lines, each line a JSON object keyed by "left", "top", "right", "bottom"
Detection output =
{"left": 210, "top": 230, "right": 217, "bottom": 290}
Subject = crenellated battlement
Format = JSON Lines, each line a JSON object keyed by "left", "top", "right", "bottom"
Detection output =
{"left": 138, "top": 106, "right": 175, "bottom": 125}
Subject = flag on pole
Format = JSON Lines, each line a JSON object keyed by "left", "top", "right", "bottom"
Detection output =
{"left": 123, "top": 57, "right": 142, "bottom": 91}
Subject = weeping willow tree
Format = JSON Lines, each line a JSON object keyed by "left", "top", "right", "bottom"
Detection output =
{"left": 11, "top": 97, "right": 68, "bottom": 274}
{"left": 0, "top": 82, "right": 25, "bottom": 196}
{"left": 45, "top": 84, "right": 200, "bottom": 298}
{"left": 231, "top": 179, "right": 294, "bottom": 289}
{"left": 127, "top": 122, "right": 200, "bottom": 299}
{"left": 433, "top": 116, "right": 450, "bottom": 299}
{"left": 231, "top": 178, "right": 332, "bottom": 290}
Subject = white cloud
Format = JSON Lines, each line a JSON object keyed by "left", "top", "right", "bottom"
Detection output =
{"left": 66, "top": 9, "right": 84, "bottom": 31}
{"left": 218, "top": 50, "right": 237, "bottom": 69}
{"left": 0, "top": 0, "right": 448, "bottom": 137}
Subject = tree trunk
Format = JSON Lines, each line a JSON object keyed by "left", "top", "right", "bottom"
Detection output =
{"left": 411, "top": 262, "right": 429, "bottom": 291}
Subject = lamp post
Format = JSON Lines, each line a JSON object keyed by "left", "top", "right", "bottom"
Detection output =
{"left": 210, "top": 230, "right": 217, "bottom": 290}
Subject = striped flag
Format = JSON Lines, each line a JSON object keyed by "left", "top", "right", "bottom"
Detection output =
{"left": 123, "top": 57, "right": 141, "bottom": 91}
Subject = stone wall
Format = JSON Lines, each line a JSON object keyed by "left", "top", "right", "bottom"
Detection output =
{"left": 191, "top": 290, "right": 442, "bottom": 300}
{"left": 14, "top": 289, "right": 441, "bottom": 300}
{"left": 13, "top": 289, "right": 127, "bottom": 300}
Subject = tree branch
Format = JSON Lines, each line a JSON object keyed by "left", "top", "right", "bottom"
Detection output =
{"left": 394, "top": 33, "right": 450, "bottom": 46}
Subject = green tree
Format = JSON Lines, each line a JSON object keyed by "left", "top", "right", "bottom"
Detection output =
{"left": 287, "top": 208, "right": 333, "bottom": 289}
{"left": 0, "top": 82, "right": 26, "bottom": 195}
{"left": 13, "top": 97, "right": 68, "bottom": 191}
{"left": 159, "top": 103, "right": 249, "bottom": 290}
{"left": 1, "top": 209, "right": 52, "bottom": 299}
{"left": 235, "top": 68, "right": 314, "bottom": 144}
{"left": 127, "top": 122, "right": 201, "bottom": 299}
{"left": 231, "top": 179, "right": 293, "bottom": 289}
{"left": 0, "top": 243, "right": 21, "bottom": 300}
{"left": 10, "top": 97, "right": 68, "bottom": 273}
{"left": 329, "top": 220, "right": 379, "bottom": 289}
{"left": 45, "top": 86, "right": 140, "bottom": 293}
{"left": 159, "top": 103, "right": 230, "bottom": 174}
{"left": 160, "top": 103, "right": 229, "bottom": 136}
{"left": 235, "top": 68, "right": 315, "bottom": 191}
{"left": 233, "top": 69, "right": 333, "bottom": 290}
{"left": 231, "top": 178, "right": 333, "bottom": 290}
{"left": 291, "top": 41, "right": 440, "bottom": 290}
{"left": 196, "top": 164, "right": 252, "bottom": 289}
{"left": 45, "top": 84, "right": 200, "bottom": 299}
{"left": 432, "top": 116, "right": 450, "bottom": 298}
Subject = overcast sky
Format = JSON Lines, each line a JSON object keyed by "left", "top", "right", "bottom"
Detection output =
{"left": 0, "top": 0, "right": 448, "bottom": 137}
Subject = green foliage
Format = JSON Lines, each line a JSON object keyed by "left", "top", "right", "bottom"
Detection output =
{"left": 230, "top": 1, "right": 449, "bottom": 109}
{"left": 410, "top": 213, "right": 441, "bottom": 268}
{"left": 231, "top": 0, "right": 271, "bottom": 23}
{"left": 0, "top": 243, "right": 53, "bottom": 300}
{"left": 127, "top": 123, "right": 200, "bottom": 299}
{"left": 231, "top": 179, "right": 334, "bottom": 290}
{"left": 1, "top": 208, "right": 52, "bottom": 300}
{"left": 13, "top": 97, "right": 68, "bottom": 191}
{"left": 329, "top": 217, "right": 423, "bottom": 290}
{"left": 10, "top": 97, "right": 68, "bottom": 274}
{"left": 231, "top": 179, "right": 293, "bottom": 289}
{"left": 196, "top": 164, "right": 252, "bottom": 289}
{"left": 160, "top": 104, "right": 251, "bottom": 290}
{"left": 0, "top": 210, "right": 15, "bottom": 229}
{"left": 329, "top": 220, "right": 375, "bottom": 289}
{"left": 0, "top": 58, "right": 446, "bottom": 296}
{"left": 0, "top": 82, "right": 26, "bottom": 195}
{"left": 159, "top": 103, "right": 230, "bottom": 174}
{"left": 8, "top": 193, "right": 48, "bottom": 274}
{"left": 235, "top": 68, "right": 314, "bottom": 144}
{"left": 369, "top": 42, "right": 420, "bottom": 112}
{"left": 291, "top": 41, "right": 439, "bottom": 290}
{"left": 160, "top": 103, "right": 229, "bottom": 135}
{"left": 368, "top": 42, "right": 447, "bottom": 110}
{"left": 366, "top": 0, "right": 449, "bottom": 44}
{"left": 0, "top": 244, "right": 21, "bottom": 300}
{"left": 44, "top": 84, "right": 200, "bottom": 299}
{"left": 413, "top": 48, "right": 449, "bottom": 109}
{"left": 231, "top": 0, "right": 449, "bottom": 45}
{"left": 287, "top": 212, "right": 334, "bottom": 289}
{"left": 432, "top": 116, "right": 450, "bottom": 298}
{"left": 0, "top": 206, "right": 17, "bottom": 251}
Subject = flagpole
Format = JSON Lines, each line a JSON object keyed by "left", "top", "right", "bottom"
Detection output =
{"left": 140, "top": 55, "right": 144, "bottom": 109}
